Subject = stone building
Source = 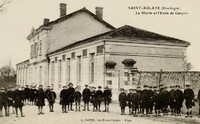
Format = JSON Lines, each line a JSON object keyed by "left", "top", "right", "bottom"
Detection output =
{"left": 16, "top": 3, "right": 190, "bottom": 99}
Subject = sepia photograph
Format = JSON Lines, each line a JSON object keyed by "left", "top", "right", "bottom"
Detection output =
{"left": 0, "top": 0, "right": 200, "bottom": 124}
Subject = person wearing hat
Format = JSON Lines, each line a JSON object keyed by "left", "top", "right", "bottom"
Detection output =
{"left": 45, "top": 86, "right": 51, "bottom": 100}
{"left": 160, "top": 86, "right": 169, "bottom": 115}
{"left": 36, "top": 85, "right": 46, "bottom": 115}
{"left": 68, "top": 83, "right": 75, "bottom": 111}
{"left": 82, "top": 84, "right": 91, "bottom": 111}
{"left": 127, "top": 89, "right": 133, "bottom": 115}
{"left": 0, "top": 87, "right": 8, "bottom": 117}
{"left": 90, "top": 86, "right": 97, "bottom": 112}
{"left": 154, "top": 89, "right": 161, "bottom": 117}
{"left": 184, "top": 84, "right": 195, "bottom": 118}
{"left": 74, "top": 87, "right": 81, "bottom": 112}
{"left": 46, "top": 88, "right": 56, "bottom": 112}
{"left": 136, "top": 86, "right": 142, "bottom": 114}
{"left": 6, "top": 87, "right": 15, "bottom": 116}
{"left": 119, "top": 88, "right": 127, "bottom": 115}
{"left": 13, "top": 86, "right": 25, "bottom": 117}
{"left": 169, "top": 86, "right": 175, "bottom": 116}
{"left": 148, "top": 86, "right": 154, "bottom": 114}
{"left": 103, "top": 86, "right": 112, "bottom": 112}
{"left": 174, "top": 85, "right": 184, "bottom": 116}
{"left": 141, "top": 85, "right": 150, "bottom": 117}
{"left": 60, "top": 86, "right": 69, "bottom": 113}
{"left": 96, "top": 86, "right": 103, "bottom": 112}
{"left": 24, "top": 85, "right": 30, "bottom": 105}
{"left": 130, "top": 88, "right": 139, "bottom": 117}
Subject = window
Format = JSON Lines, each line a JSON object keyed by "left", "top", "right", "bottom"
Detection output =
{"left": 90, "top": 53, "right": 95, "bottom": 83}
{"left": 106, "top": 73, "right": 112, "bottom": 77}
{"left": 39, "top": 66, "right": 42, "bottom": 84}
{"left": 77, "top": 56, "right": 81, "bottom": 82}
{"left": 124, "top": 72, "right": 129, "bottom": 77}
{"left": 66, "top": 58, "right": 70, "bottom": 82}
{"left": 83, "top": 49, "right": 87, "bottom": 57}
{"left": 31, "top": 45, "right": 33, "bottom": 59}
{"left": 107, "top": 80, "right": 112, "bottom": 85}
{"left": 39, "top": 41, "right": 42, "bottom": 55}
{"left": 51, "top": 61, "right": 54, "bottom": 82}
{"left": 97, "top": 45, "right": 104, "bottom": 54}
{"left": 62, "top": 54, "right": 66, "bottom": 61}
{"left": 55, "top": 57, "right": 57, "bottom": 62}
{"left": 71, "top": 52, "right": 75, "bottom": 59}
{"left": 58, "top": 60, "right": 62, "bottom": 84}
{"left": 124, "top": 81, "right": 129, "bottom": 86}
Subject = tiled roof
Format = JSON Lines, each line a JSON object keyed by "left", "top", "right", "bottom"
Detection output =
{"left": 47, "top": 25, "right": 190, "bottom": 55}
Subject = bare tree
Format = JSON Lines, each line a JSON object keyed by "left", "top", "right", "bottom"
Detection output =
{"left": 0, "top": 62, "right": 16, "bottom": 88}
{"left": 0, "top": 0, "right": 12, "bottom": 12}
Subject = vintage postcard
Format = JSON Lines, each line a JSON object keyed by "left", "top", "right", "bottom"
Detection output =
{"left": 0, "top": 0, "right": 200, "bottom": 124}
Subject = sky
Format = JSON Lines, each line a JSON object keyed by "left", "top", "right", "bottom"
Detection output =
{"left": 0, "top": 0, "right": 200, "bottom": 70}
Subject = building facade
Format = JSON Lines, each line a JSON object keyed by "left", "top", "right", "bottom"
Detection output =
{"left": 16, "top": 3, "right": 190, "bottom": 99}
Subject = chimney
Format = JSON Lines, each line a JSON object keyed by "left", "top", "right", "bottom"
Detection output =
{"left": 95, "top": 7, "right": 103, "bottom": 19}
{"left": 60, "top": 3, "right": 67, "bottom": 17}
{"left": 43, "top": 18, "right": 50, "bottom": 25}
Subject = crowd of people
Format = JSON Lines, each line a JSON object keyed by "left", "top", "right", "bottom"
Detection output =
{"left": 0, "top": 83, "right": 112, "bottom": 117}
{"left": 1, "top": 82, "right": 200, "bottom": 119}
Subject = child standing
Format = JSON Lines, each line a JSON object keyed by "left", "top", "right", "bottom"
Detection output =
{"left": 74, "top": 87, "right": 81, "bottom": 112}
{"left": 119, "top": 88, "right": 127, "bottom": 115}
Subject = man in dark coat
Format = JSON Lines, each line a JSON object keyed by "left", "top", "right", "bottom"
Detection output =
{"left": 68, "top": 83, "right": 75, "bottom": 111}
{"left": 160, "top": 86, "right": 169, "bottom": 115}
{"left": 148, "top": 86, "right": 154, "bottom": 114}
{"left": 13, "top": 86, "right": 25, "bottom": 117}
{"left": 45, "top": 86, "right": 51, "bottom": 99}
{"left": 21, "top": 86, "right": 26, "bottom": 104}
{"left": 154, "top": 90, "right": 161, "bottom": 116}
{"left": 36, "top": 85, "right": 46, "bottom": 115}
{"left": 103, "top": 86, "right": 112, "bottom": 112}
{"left": 60, "top": 86, "right": 69, "bottom": 113}
{"left": 82, "top": 85, "right": 90, "bottom": 111}
{"left": 119, "top": 88, "right": 127, "bottom": 115}
{"left": 131, "top": 88, "right": 139, "bottom": 117}
{"left": 7, "top": 87, "right": 15, "bottom": 116}
{"left": 136, "top": 86, "right": 142, "bottom": 114}
{"left": 169, "top": 86, "right": 175, "bottom": 115}
{"left": 90, "top": 87, "right": 97, "bottom": 112}
{"left": 29, "top": 86, "right": 35, "bottom": 106}
{"left": 174, "top": 85, "right": 184, "bottom": 116}
{"left": 96, "top": 86, "right": 103, "bottom": 112}
{"left": 33, "top": 86, "right": 38, "bottom": 105}
{"left": 127, "top": 89, "right": 133, "bottom": 115}
{"left": 74, "top": 87, "right": 81, "bottom": 112}
{"left": 0, "top": 87, "right": 8, "bottom": 117}
{"left": 184, "top": 84, "right": 195, "bottom": 118}
{"left": 141, "top": 85, "right": 150, "bottom": 117}
{"left": 198, "top": 88, "right": 200, "bottom": 118}
{"left": 46, "top": 88, "right": 56, "bottom": 112}
{"left": 24, "top": 85, "right": 30, "bottom": 105}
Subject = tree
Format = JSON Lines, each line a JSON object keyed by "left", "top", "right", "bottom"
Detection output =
{"left": 0, "top": 64, "right": 16, "bottom": 88}
{"left": 0, "top": 0, "right": 12, "bottom": 12}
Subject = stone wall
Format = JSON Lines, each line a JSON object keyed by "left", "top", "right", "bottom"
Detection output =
{"left": 138, "top": 71, "right": 200, "bottom": 96}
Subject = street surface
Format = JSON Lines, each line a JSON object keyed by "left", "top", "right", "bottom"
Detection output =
{"left": 1, "top": 102, "right": 200, "bottom": 124}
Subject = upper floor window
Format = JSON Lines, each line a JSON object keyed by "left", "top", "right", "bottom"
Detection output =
{"left": 97, "top": 45, "right": 104, "bottom": 54}
{"left": 62, "top": 54, "right": 66, "bottom": 61}
{"left": 83, "top": 49, "right": 87, "bottom": 57}
{"left": 71, "top": 52, "right": 75, "bottom": 59}
{"left": 55, "top": 57, "right": 57, "bottom": 62}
